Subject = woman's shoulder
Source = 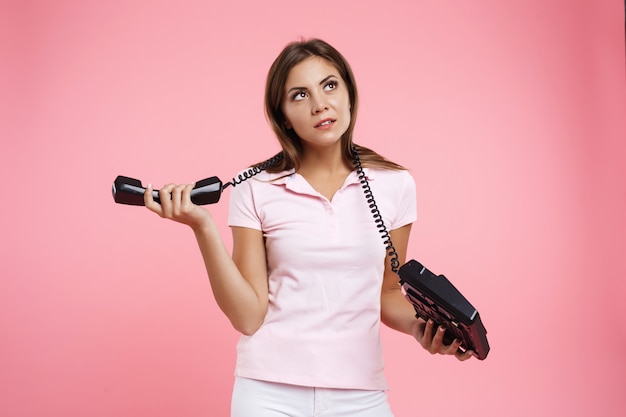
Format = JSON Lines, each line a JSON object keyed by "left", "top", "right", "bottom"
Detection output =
{"left": 366, "top": 167, "right": 414, "bottom": 182}
{"left": 363, "top": 167, "right": 416, "bottom": 198}
{"left": 229, "top": 167, "right": 294, "bottom": 188}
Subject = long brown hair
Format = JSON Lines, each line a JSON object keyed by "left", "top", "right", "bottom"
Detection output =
{"left": 260, "top": 38, "right": 404, "bottom": 172}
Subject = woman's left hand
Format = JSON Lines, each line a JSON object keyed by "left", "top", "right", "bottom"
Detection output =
{"left": 412, "top": 318, "right": 474, "bottom": 361}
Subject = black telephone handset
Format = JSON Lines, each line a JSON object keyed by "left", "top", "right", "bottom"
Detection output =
{"left": 112, "top": 175, "right": 223, "bottom": 206}
{"left": 112, "top": 152, "right": 283, "bottom": 207}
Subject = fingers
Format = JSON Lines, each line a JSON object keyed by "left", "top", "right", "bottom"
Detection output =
{"left": 178, "top": 183, "right": 196, "bottom": 212}
{"left": 158, "top": 183, "right": 177, "bottom": 217}
{"left": 455, "top": 349, "right": 474, "bottom": 362}
{"left": 422, "top": 319, "right": 435, "bottom": 346}
{"left": 144, "top": 183, "right": 162, "bottom": 215}
{"left": 160, "top": 183, "right": 195, "bottom": 218}
{"left": 422, "top": 320, "right": 448, "bottom": 355}
{"left": 429, "top": 323, "right": 447, "bottom": 354}
{"left": 419, "top": 319, "right": 474, "bottom": 360}
{"left": 144, "top": 183, "right": 195, "bottom": 219}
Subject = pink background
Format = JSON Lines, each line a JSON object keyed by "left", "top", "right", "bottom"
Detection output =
{"left": 2, "top": 1, "right": 625, "bottom": 416}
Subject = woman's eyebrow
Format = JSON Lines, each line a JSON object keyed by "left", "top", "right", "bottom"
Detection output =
{"left": 286, "top": 75, "right": 338, "bottom": 95}
{"left": 319, "top": 74, "right": 337, "bottom": 85}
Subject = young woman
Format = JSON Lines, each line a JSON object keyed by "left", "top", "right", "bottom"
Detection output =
{"left": 144, "top": 38, "right": 473, "bottom": 417}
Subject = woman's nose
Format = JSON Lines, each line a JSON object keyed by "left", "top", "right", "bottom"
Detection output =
{"left": 311, "top": 94, "right": 328, "bottom": 114}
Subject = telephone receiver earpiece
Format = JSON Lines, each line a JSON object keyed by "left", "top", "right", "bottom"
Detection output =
{"left": 112, "top": 175, "right": 223, "bottom": 206}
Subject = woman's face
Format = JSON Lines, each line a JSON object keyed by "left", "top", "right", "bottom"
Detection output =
{"left": 281, "top": 56, "right": 351, "bottom": 150}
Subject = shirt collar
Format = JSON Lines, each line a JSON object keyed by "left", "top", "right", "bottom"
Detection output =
{"left": 270, "top": 168, "right": 375, "bottom": 196}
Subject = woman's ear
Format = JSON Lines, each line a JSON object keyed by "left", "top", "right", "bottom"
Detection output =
{"left": 283, "top": 119, "right": 292, "bottom": 129}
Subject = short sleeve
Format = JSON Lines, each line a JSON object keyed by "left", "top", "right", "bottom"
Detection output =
{"left": 389, "top": 170, "right": 417, "bottom": 230}
{"left": 227, "top": 177, "right": 262, "bottom": 230}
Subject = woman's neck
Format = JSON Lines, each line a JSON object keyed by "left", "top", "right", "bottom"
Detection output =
{"left": 298, "top": 143, "right": 351, "bottom": 177}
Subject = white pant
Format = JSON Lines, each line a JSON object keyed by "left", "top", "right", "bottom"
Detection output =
{"left": 231, "top": 377, "right": 395, "bottom": 417}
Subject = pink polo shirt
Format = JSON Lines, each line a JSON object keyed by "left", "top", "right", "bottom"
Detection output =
{"left": 227, "top": 166, "right": 417, "bottom": 390}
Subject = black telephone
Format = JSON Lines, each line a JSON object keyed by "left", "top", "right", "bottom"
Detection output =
{"left": 397, "top": 260, "right": 490, "bottom": 360}
{"left": 351, "top": 149, "right": 490, "bottom": 360}
{"left": 112, "top": 147, "right": 490, "bottom": 360}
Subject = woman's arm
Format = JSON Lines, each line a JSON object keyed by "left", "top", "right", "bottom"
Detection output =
{"left": 380, "top": 224, "right": 473, "bottom": 361}
{"left": 145, "top": 183, "right": 268, "bottom": 335}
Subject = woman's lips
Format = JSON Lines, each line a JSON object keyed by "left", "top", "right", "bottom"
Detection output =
{"left": 315, "top": 118, "right": 335, "bottom": 129}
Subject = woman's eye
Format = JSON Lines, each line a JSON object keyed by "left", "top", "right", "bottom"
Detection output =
{"left": 293, "top": 91, "right": 307, "bottom": 101}
{"left": 324, "top": 81, "right": 338, "bottom": 91}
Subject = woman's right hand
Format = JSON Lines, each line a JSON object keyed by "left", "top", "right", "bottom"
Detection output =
{"left": 144, "top": 183, "right": 212, "bottom": 230}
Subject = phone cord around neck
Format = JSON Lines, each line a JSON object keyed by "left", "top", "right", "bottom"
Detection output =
{"left": 352, "top": 146, "right": 400, "bottom": 274}
{"left": 222, "top": 152, "right": 284, "bottom": 190}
